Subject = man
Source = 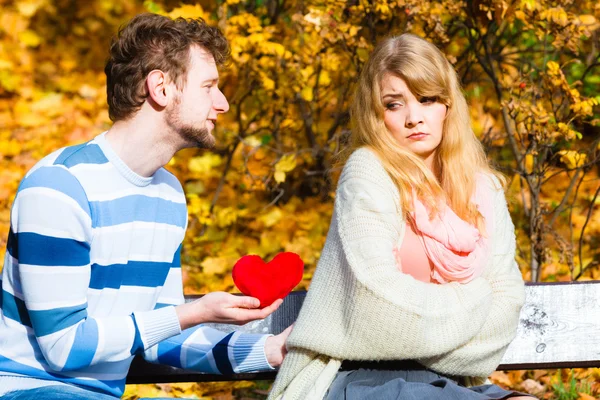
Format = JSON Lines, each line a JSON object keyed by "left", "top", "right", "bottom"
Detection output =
{"left": 0, "top": 13, "right": 290, "bottom": 399}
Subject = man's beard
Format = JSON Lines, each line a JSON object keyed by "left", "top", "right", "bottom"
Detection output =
{"left": 166, "top": 96, "right": 215, "bottom": 149}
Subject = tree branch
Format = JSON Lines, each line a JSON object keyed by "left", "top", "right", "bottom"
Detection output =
{"left": 576, "top": 184, "right": 600, "bottom": 279}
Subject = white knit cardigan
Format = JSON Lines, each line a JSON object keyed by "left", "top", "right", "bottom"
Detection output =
{"left": 268, "top": 148, "right": 526, "bottom": 400}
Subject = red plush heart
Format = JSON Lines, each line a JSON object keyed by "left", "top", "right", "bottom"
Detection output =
{"left": 232, "top": 252, "right": 304, "bottom": 308}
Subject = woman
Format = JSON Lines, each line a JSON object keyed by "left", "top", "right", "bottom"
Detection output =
{"left": 268, "top": 34, "right": 531, "bottom": 399}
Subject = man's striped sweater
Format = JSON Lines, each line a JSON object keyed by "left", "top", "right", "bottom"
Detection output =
{"left": 0, "top": 132, "right": 273, "bottom": 397}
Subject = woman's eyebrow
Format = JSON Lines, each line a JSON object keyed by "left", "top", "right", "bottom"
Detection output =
{"left": 382, "top": 93, "right": 406, "bottom": 101}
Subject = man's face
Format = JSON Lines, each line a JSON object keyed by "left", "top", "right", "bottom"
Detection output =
{"left": 165, "top": 46, "right": 229, "bottom": 149}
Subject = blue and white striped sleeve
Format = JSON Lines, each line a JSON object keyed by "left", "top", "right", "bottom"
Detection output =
{"left": 11, "top": 166, "right": 180, "bottom": 372}
{"left": 144, "top": 325, "right": 275, "bottom": 374}
{"left": 142, "top": 246, "right": 275, "bottom": 374}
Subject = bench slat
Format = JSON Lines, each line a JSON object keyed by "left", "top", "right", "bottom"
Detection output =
{"left": 498, "top": 281, "right": 600, "bottom": 370}
{"left": 126, "top": 281, "right": 600, "bottom": 384}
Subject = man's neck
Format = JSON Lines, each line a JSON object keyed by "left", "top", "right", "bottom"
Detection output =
{"left": 105, "top": 110, "right": 181, "bottom": 178}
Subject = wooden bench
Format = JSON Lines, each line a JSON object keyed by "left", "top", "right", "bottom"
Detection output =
{"left": 126, "top": 281, "right": 600, "bottom": 384}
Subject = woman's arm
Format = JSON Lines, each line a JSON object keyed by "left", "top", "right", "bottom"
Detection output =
{"left": 418, "top": 187, "right": 526, "bottom": 377}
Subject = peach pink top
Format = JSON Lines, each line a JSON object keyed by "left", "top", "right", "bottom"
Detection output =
{"left": 393, "top": 220, "right": 435, "bottom": 283}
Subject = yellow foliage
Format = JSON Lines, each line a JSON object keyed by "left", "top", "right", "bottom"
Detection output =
{"left": 16, "top": 0, "right": 46, "bottom": 17}
{"left": 524, "top": 154, "right": 534, "bottom": 174}
{"left": 214, "top": 206, "right": 239, "bottom": 228}
{"left": 546, "top": 61, "right": 561, "bottom": 75}
{"left": 258, "top": 231, "right": 286, "bottom": 255}
{"left": 274, "top": 154, "right": 297, "bottom": 183}
{"left": 201, "top": 256, "right": 235, "bottom": 275}
{"left": 187, "top": 195, "right": 212, "bottom": 225}
{"left": 261, "top": 73, "right": 275, "bottom": 91}
{"left": 284, "top": 235, "right": 319, "bottom": 265}
{"left": 578, "top": 393, "right": 596, "bottom": 400}
{"left": 558, "top": 150, "right": 587, "bottom": 169}
{"left": 578, "top": 14, "right": 597, "bottom": 26}
{"left": 257, "top": 207, "right": 283, "bottom": 228}
{"left": 319, "top": 70, "right": 331, "bottom": 86}
{"left": 242, "top": 135, "right": 262, "bottom": 148}
{"left": 1, "top": 11, "right": 29, "bottom": 38}
{"left": 300, "top": 65, "right": 314, "bottom": 83}
{"left": 555, "top": 122, "right": 580, "bottom": 140}
{"left": 262, "top": 41, "right": 286, "bottom": 57}
{"left": 188, "top": 153, "right": 223, "bottom": 175}
{"left": 31, "top": 93, "right": 64, "bottom": 116}
{"left": 300, "top": 86, "right": 313, "bottom": 102}
{"left": 274, "top": 170, "right": 286, "bottom": 183}
{"left": 0, "top": 140, "right": 21, "bottom": 157}
{"left": 540, "top": 7, "right": 569, "bottom": 27}
{"left": 168, "top": 4, "right": 207, "bottom": 20}
{"left": 571, "top": 97, "right": 599, "bottom": 117}
{"left": 122, "top": 384, "right": 171, "bottom": 399}
{"left": 18, "top": 29, "right": 41, "bottom": 47}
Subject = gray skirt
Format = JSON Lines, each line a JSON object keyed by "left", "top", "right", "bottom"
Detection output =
{"left": 325, "top": 368, "right": 534, "bottom": 400}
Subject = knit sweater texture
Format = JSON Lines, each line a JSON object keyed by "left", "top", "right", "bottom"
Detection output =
{"left": 268, "top": 148, "right": 526, "bottom": 400}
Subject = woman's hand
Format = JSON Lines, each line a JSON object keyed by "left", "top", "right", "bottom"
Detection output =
{"left": 265, "top": 325, "right": 294, "bottom": 367}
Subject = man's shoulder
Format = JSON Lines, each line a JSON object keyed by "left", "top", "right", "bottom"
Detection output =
{"left": 154, "top": 167, "right": 184, "bottom": 195}
{"left": 51, "top": 140, "right": 108, "bottom": 169}
{"left": 14, "top": 147, "right": 95, "bottom": 222}
{"left": 26, "top": 140, "right": 106, "bottom": 178}
{"left": 17, "top": 140, "right": 107, "bottom": 209}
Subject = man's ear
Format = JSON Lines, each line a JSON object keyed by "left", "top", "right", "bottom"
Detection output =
{"left": 147, "top": 70, "right": 169, "bottom": 107}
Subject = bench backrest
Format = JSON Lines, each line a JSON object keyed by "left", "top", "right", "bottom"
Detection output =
{"left": 126, "top": 281, "right": 600, "bottom": 384}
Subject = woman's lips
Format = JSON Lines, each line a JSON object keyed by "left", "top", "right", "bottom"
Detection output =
{"left": 407, "top": 132, "right": 428, "bottom": 140}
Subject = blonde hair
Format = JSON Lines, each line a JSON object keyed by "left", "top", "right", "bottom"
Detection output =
{"left": 347, "top": 33, "right": 504, "bottom": 229}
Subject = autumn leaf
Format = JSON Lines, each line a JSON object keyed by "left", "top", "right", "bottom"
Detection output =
{"left": 168, "top": 4, "right": 208, "bottom": 19}
{"left": 188, "top": 153, "right": 222, "bottom": 175}
{"left": 257, "top": 207, "right": 283, "bottom": 227}
{"left": 18, "top": 29, "right": 41, "bottom": 47}
{"left": 274, "top": 154, "right": 297, "bottom": 183}
{"left": 558, "top": 150, "right": 587, "bottom": 169}
{"left": 201, "top": 256, "right": 235, "bottom": 275}
{"left": 578, "top": 393, "right": 596, "bottom": 400}
{"left": 274, "top": 170, "right": 286, "bottom": 183}
{"left": 524, "top": 154, "right": 534, "bottom": 174}
{"left": 319, "top": 70, "right": 331, "bottom": 86}
{"left": 262, "top": 74, "right": 275, "bottom": 91}
{"left": 300, "top": 86, "right": 313, "bottom": 101}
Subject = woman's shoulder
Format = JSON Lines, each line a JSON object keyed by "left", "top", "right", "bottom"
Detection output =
{"left": 475, "top": 172, "right": 504, "bottom": 196}
{"left": 338, "top": 147, "right": 399, "bottom": 198}
{"left": 342, "top": 147, "right": 387, "bottom": 178}
{"left": 344, "top": 147, "right": 382, "bottom": 166}
{"left": 474, "top": 172, "right": 510, "bottom": 225}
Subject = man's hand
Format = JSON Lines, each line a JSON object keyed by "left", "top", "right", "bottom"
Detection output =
{"left": 264, "top": 324, "right": 293, "bottom": 368}
{"left": 175, "top": 292, "right": 283, "bottom": 330}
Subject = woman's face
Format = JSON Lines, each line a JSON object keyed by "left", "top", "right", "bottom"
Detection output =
{"left": 381, "top": 74, "right": 447, "bottom": 169}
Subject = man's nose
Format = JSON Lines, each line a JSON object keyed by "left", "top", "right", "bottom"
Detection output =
{"left": 214, "top": 88, "right": 229, "bottom": 113}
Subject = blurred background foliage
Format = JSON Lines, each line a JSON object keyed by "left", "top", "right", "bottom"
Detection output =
{"left": 1, "top": 0, "right": 600, "bottom": 398}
